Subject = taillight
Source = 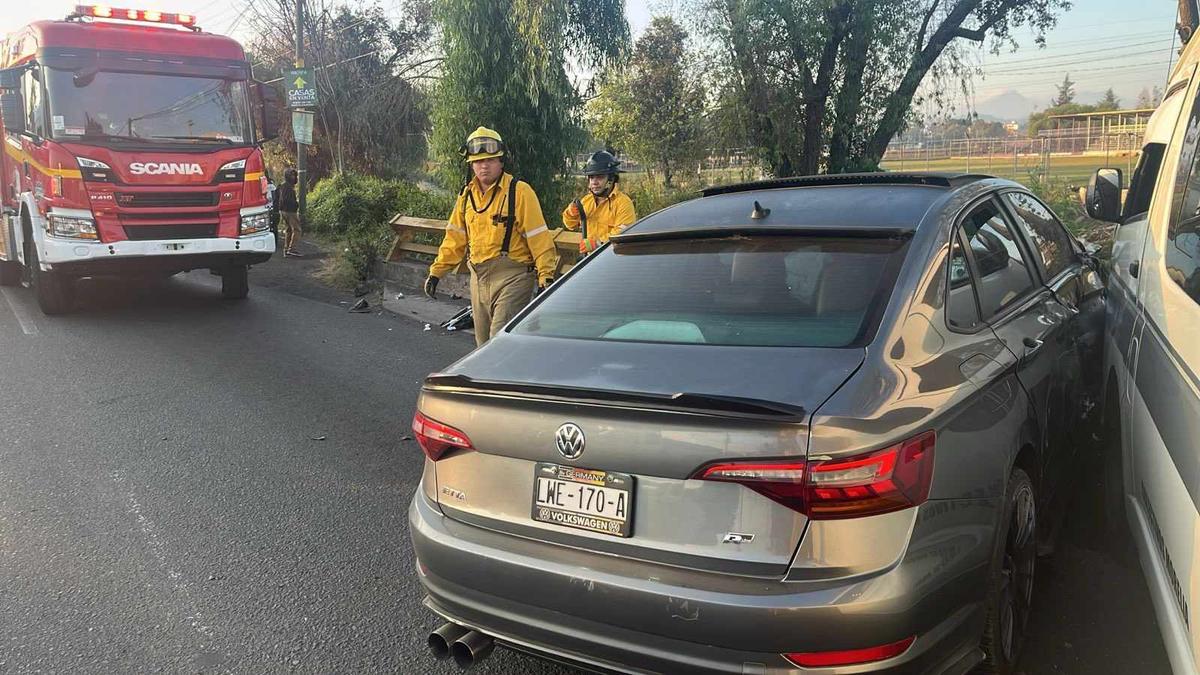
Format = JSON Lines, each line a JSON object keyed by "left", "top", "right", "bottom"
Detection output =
{"left": 692, "top": 431, "right": 935, "bottom": 519}
{"left": 692, "top": 461, "right": 806, "bottom": 511}
{"left": 784, "top": 636, "right": 915, "bottom": 667}
{"left": 411, "top": 411, "right": 473, "bottom": 461}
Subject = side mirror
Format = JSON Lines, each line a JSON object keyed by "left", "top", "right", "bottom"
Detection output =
{"left": 0, "top": 67, "right": 21, "bottom": 91}
{"left": 0, "top": 90, "right": 25, "bottom": 136}
{"left": 254, "top": 80, "right": 282, "bottom": 143}
{"left": 1086, "top": 167, "right": 1123, "bottom": 223}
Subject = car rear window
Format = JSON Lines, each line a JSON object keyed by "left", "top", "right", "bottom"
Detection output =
{"left": 512, "top": 236, "right": 909, "bottom": 347}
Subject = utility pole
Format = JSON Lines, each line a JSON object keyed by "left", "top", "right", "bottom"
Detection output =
{"left": 294, "top": 0, "right": 307, "bottom": 220}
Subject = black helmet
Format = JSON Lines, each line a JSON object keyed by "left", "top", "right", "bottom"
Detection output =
{"left": 583, "top": 150, "right": 621, "bottom": 177}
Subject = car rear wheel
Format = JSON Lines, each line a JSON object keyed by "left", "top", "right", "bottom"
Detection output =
{"left": 979, "top": 467, "right": 1036, "bottom": 674}
{"left": 220, "top": 265, "right": 248, "bottom": 300}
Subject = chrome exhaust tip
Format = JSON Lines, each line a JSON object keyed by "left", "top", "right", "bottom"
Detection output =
{"left": 427, "top": 622, "right": 468, "bottom": 660}
{"left": 451, "top": 630, "right": 495, "bottom": 669}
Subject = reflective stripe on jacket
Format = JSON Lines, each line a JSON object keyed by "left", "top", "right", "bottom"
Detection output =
{"left": 429, "top": 173, "right": 559, "bottom": 283}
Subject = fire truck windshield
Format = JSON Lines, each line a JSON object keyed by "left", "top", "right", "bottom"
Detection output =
{"left": 45, "top": 69, "right": 252, "bottom": 145}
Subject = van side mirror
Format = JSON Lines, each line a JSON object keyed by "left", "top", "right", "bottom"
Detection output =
{"left": 254, "top": 80, "right": 283, "bottom": 143}
{"left": 1086, "top": 168, "right": 1123, "bottom": 223}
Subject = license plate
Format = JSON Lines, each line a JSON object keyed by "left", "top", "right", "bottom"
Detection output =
{"left": 531, "top": 463, "right": 634, "bottom": 537}
{"left": 161, "top": 242, "right": 190, "bottom": 251}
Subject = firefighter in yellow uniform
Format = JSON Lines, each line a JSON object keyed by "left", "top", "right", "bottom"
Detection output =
{"left": 562, "top": 150, "right": 637, "bottom": 253}
{"left": 424, "top": 127, "right": 559, "bottom": 346}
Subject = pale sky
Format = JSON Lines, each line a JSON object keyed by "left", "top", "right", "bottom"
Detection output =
{"left": 0, "top": 0, "right": 1181, "bottom": 112}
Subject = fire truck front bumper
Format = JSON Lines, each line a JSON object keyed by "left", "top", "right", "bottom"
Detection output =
{"left": 41, "top": 231, "right": 275, "bottom": 276}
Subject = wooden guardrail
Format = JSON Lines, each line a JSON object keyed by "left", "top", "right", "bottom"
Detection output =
{"left": 387, "top": 215, "right": 584, "bottom": 277}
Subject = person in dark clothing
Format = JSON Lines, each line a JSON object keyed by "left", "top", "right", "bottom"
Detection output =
{"left": 278, "top": 169, "right": 301, "bottom": 257}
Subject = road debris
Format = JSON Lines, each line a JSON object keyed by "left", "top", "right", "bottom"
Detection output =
{"left": 348, "top": 298, "right": 371, "bottom": 313}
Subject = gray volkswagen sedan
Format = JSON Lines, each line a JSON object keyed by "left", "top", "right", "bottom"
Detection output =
{"left": 408, "top": 173, "right": 1104, "bottom": 674}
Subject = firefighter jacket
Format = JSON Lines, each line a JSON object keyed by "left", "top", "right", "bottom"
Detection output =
{"left": 561, "top": 185, "right": 637, "bottom": 248}
{"left": 429, "top": 173, "right": 559, "bottom": 284}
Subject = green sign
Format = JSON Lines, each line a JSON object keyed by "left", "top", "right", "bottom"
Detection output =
{"left": 292, "top": 110, "right": 314, "bottom": 145}
{"left": 285, "top": 68, "right": 318, "bottom": 109}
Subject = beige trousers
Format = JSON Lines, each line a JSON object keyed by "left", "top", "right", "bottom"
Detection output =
{"left": 469, "top": 256, "right": 535, "bottom": 346}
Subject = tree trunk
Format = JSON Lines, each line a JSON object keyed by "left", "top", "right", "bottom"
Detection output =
{"left": 828, "top": 1, "right": 875, "bottom": 173}
{"left": 663, "top": 159, "right": 674, "bottom": 188}
{"left": 798, "top": 1, "right": 852, "bottom": 175}
{"left": 860, "top": 0, "right": 995, "bottom": 166}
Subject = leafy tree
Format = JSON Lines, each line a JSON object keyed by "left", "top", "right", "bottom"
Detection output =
{"left": 1027, "top": 102, "right": 1095, "bottom": 137}
{"left": 589, "top": 17, "right": 706, "bottom": 187}
{"left": 693, "top": 0, "right": 1069, "bottom": 176}
{"left": 430, "top": 0, "right": 628, "bottom": 203}
{"left": 1096, "top": 88, "right": 1120, "bottom": 111}
{"left": 1136, "top": 86, "right": 1163, "bottom": 108}
{"left": 1052, "top": 73, "right": 1077, "bottom": 106}
{"left": 245, "top": 0, "right": 435, "bottom": 180}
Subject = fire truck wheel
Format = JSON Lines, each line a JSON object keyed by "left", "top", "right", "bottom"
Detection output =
{"left": 221, "top": 265, "right": 249, "bottom": 300}
{"left": 0, "top": 260, "right": 20, "bottom": 287}
{"left": 30, "top": 246, "right": 74, "bottom": 315}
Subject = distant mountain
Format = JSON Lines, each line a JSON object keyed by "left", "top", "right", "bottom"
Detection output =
{"left": 975, "top": 90, "right": 1038, "bottom": 122}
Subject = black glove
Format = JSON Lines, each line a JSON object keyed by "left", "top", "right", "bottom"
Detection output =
{"left": 536, "top": 277, "right": 555, "bottom": 295}
{"left": 423, "top": 275, "right": 439, "bottom": 298}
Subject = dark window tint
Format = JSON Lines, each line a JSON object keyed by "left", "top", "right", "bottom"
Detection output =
{"left": 1004, "top": 192, "right": 1077, "bottom": 280}
{"left": 947, "top": 231, "right": 981, "bottom": 330}
{"left": 1124, "top": 143, "right": 1165, "bottom": 219}
{"left": 960, "top": 200, "right": 1036, "bottom": 319}
{"left": 514, "top": 236, "right": 909, "bottom": 347}
{"left": 1168, "top": 91, "right": 1200, "bottom": 306}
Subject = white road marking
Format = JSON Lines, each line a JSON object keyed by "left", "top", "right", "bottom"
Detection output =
{"left": 0, "top": 287, "right": 38, "bottom": 336}
{"left": 110, "top": 470, "right": 217, "bottom": 640}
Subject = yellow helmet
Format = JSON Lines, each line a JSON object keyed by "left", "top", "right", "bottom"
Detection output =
{"left": 461, "top": 126, "right": 506, "bottom": 163}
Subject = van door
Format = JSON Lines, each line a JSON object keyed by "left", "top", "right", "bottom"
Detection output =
{"left": 1128, "top": 68, "right": 1200, "bottom": 672}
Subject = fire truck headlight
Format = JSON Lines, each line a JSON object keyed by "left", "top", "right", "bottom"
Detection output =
{"left": 76, "top": 157, "right": 114, "bottom": 182}
{"left": 48, "top": 214, "right": 98, "bottom": 240}
{"left": 239, "top": 210, "right": 271, "bottom": 236}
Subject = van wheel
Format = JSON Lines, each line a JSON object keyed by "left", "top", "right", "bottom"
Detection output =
{"left": 29, "top": 244, "right": 73, "bottom": 315}
{"left": 979, "top": 467, "right": 1037, "bottom": 674}
{"left": 221, "top": 265, "right": 248, "bottom": 300}
{"left": 0, "top": 260, "right": 20, "bottom": 286}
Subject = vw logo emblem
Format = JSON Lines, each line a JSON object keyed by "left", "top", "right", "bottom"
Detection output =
{"left": 555, "top": 423, "right": 586, "bottom": 460}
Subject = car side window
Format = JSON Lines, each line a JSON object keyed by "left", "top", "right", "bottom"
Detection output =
{"left": 959, "top": 200, "right": 1037, "bottom": 320}
{"left": 1168, "top": 90, "right": 1200, "bottom": 305}
{"left": 946, "top": 230, "right": 981, "bottom": 330}
{"left": 1003, "top": 192, "right": 1077, "bottom": 281}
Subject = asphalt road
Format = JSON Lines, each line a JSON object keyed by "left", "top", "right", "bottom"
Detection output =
{"left": 0, "top": 250, "right": 1173, "bottom": 674}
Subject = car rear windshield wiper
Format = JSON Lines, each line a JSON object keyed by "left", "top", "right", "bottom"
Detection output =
{"left": 424, "top": 374, "right": 806, "bottom": 420}
{"left": 146, "top": 135, "right": 235, "bottom": 144}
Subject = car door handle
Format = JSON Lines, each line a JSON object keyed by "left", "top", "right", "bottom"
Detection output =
{"left": 1129, "top": 261, "right": 1140, "bottom": 278}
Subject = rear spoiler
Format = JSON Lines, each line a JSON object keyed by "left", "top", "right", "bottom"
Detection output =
{"left": 610, "top": 226, "right": 914, "bottom": 245}
{"left": 423, "top": 373, "right": 807, "bottom": 421}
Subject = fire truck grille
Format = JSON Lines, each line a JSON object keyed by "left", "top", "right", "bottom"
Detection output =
{"left": 116, "top": 192, "right": 219, "bottom": 208}
{"left": 123, "top": 224, "right": 219, "bottom": 240}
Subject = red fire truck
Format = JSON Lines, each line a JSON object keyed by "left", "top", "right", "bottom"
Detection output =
{"left": 0, "top": 5, "right": 282, "bottom": 314}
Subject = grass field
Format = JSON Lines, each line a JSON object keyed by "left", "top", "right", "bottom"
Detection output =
{"left": 881, "top": 152, "right": 1138, "bottom": 185}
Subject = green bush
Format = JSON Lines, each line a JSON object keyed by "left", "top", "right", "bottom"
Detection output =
{"left": 307, "top": 173, "right": 453, "bottom": 235}
{"left": 306, "top": 172, "right": 454, "bottom": 284}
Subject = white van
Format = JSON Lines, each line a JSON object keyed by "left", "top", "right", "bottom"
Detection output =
{"left": 1085, "top": 20, "right": 1200, "bottom": 675}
